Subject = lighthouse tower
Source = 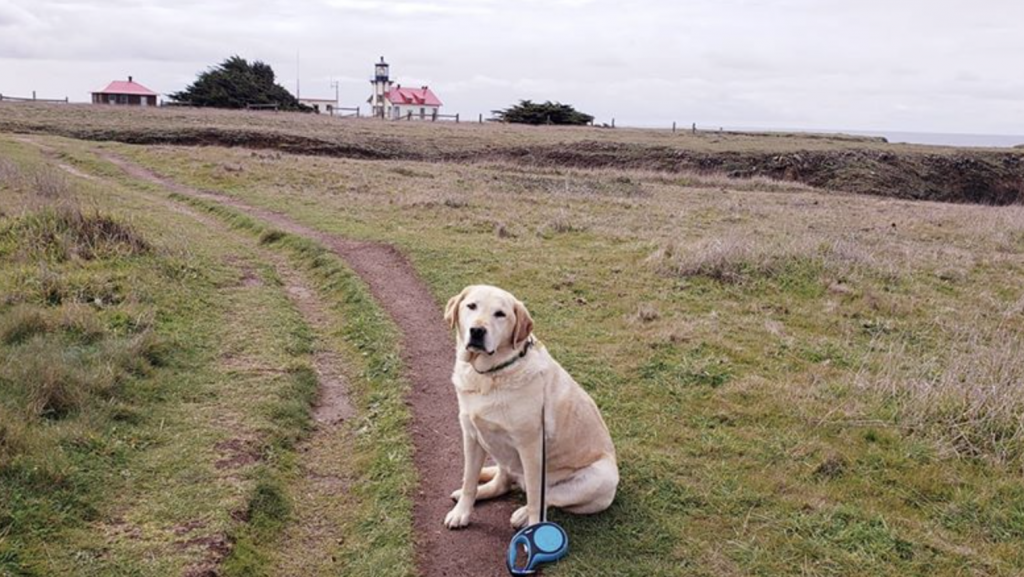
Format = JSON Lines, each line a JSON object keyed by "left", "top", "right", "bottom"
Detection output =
{"left": 369, "top": 57, "right": 392, "bottom": 119}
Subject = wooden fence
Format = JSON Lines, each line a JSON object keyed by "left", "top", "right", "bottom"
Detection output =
{"left": 246, "top": 103, "right": 280, "bottom": 112}
{"left": 0, "top": 92, "right": 69, "bottom": 104}
{"left": 396, "top": 110, "right": 461, "bottom": 122}
{"left": 333, "top": 106, "right": 360, "bottom": 118}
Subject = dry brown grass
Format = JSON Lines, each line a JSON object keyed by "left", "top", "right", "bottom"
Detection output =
{"left": 0, "top": 102, "right": 915, "bottom": 157}
{"left": 647, "top": 230, "right": 878, "bottom": 284}
{"left": 0, "top": 163, "right": 149, "bottom": 262}
{"left": 863, "top": 318, "right": 1024, "bottom": 465}
{"left": 0, "top": 157, "right": 163, "bottom": 464}
{"left": 631, "top": 303, "right": 661, "bottom": 323}
{"left": 540, "top": 209, "right": 590, "bottom": 236}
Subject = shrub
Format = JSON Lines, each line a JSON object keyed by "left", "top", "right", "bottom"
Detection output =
{"left": 492, "top": 100, "right": 594, "bottom": 126}
{"left": 170, "top": 55, "right": 309, "bottom": 111}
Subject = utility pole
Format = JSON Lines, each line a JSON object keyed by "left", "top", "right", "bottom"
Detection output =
{"left": 330, "top": 79, "right": 340, "bottom": 116}
{"left": 296, "top": 50, "right": 300, "bottom": 100}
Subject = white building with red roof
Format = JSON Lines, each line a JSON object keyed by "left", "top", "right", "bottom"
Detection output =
{"left": 91, "top": 76, "right": 158, "bottom": 106}
{"left": 368, "top": 57, "right": 443, "bottom": 120}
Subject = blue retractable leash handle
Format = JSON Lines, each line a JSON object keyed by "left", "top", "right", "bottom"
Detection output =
{"left": 506, "top": 522, "right": 568, "bottom": 574}
{"left": 507, "top": 406, "right": 569, "bottom": 575}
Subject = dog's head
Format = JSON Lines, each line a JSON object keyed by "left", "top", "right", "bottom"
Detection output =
{"left": 445, "top": 285, "right": 533, "bottom": 356}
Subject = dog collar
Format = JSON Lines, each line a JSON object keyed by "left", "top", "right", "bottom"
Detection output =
{"left": 475, "top": 339, "right": 533, "bottom": 375}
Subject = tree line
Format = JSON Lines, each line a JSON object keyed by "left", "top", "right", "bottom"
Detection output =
{"left": 173, "top": 56, "right": 594, "bottom": 124}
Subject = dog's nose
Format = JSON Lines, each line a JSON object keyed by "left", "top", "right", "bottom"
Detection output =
{"left": 469, "top": 327, "right": 487, "bottom": 340}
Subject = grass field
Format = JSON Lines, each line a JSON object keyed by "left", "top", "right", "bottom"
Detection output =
{"left": 2, "top": 108, "right": 1024, "bottom": 576}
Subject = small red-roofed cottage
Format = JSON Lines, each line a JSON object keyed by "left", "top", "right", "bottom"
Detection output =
{"left": 91, "top": 76, "right": 158, "bottom": 106}
{"left": 368, "top": 57, "right": 443, "bottom": 119}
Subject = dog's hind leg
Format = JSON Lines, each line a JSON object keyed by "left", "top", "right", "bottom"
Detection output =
{"left": 547, "top": 456, "right": 618, "bottom": 515}
{"left": 452, "top": 465, "right": 513, "bottom": 502}
{"left": 510, "top": 456, "right": 618, "bottom": 528}
{"left": 476, "top": 465, "right": 513, "bottom": 500}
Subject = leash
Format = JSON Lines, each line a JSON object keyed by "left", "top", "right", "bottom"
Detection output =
{"left": 506, "top": 403, "right": 569, "bottom": 574}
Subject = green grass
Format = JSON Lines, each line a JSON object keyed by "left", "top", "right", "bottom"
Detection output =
{"left": 100, "top": 139, "right": 1024, "bottom": 576}
{"left": 0, "top": 139, "right": 327, "bottom": 576}
{"left": 168, "top": 192, "right": 416, "bottom": 577}
{"left": 5, "top": 130, "right": 1024, "bottom": 576}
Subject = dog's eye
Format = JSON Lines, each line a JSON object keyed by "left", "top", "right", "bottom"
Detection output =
{"left": 466, "top": 303, "right": 477, "bottom": 311}
{"left": 494, "top": 310, "right": 506, "bottom": 318}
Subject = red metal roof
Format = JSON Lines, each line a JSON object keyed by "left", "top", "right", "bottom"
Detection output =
{"left": 93, "top": 79, "right": 157, "bottom": 96}
{"left": 385, "top": 86, "right": 442, "bottom": 106}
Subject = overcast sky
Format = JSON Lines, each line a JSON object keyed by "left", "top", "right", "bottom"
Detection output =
{"left": 2, "top": 0, "right": 1022, "bottom": 135}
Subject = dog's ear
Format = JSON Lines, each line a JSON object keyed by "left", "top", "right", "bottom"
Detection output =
{"left": 511, "top": 298, "right": 534, "bottom": 348}
{"left": 445, "top": 287, "right": 471, "bottom": 330}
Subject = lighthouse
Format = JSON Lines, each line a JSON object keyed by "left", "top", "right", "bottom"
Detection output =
{"left": 366, "top": 57, "right": 443, "bottom": 120}
{"left": 369, "top": 57, "right": 392, "bottom": 119}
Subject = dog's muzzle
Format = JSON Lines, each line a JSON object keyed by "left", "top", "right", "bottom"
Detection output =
{"left": 467, "top": 327, "right": 490, "bottom": 353}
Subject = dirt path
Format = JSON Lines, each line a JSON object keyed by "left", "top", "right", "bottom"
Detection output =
{"left": 99, "top": 151, "right": 515, "bottom": 576}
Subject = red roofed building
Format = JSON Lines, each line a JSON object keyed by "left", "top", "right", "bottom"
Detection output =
{"left": 368, "top": 57, "right": 443, "bottom": 120}
{"left": 91, "top": 76, "right": 158, "bottom": 106}
{"left": 386, "top": 85, "right": 442, "bottom": 119}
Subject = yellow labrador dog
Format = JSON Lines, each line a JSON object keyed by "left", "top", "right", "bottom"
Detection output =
{"left": 443, "top": 285, "right": 618, "bottom": 530}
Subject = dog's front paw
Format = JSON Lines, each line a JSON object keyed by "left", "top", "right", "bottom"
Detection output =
{"left": 510, "top": 505, "right": 530, "bottom": 529}
{"left": 450, "top": 488, "right": 462, "bottom": 502}
{"left": 444, "top": 505, "right": 472, "bottom": 529}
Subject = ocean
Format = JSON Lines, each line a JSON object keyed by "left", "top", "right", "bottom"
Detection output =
{"left": 845, "top": 131, "right": 1024, "bottom": 149}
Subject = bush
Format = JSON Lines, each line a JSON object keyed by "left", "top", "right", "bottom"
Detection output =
{"left": 170, "top": 56, "right": 309, "bottom": 111}
{"left": 493, "top": 100, "right": 594, "bottom": 126}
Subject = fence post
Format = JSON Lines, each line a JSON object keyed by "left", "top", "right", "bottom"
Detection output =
{"left": 32, "top": 91, "right": 36, "bottom": 101}
{"left": 479, "top": 113, "right": 483, "bottom": 124}
{"left": 357, "top": 106, "right": 360, "bottom": 118}
{"left": 65, "top": 97, "right": 69, "bottom": 103}
{"left": 611, "top": 118, "right": 615, "bottom": 128}
{"left": 672, "top": 121, "right": 676, "bottom": 132}
{"left": 456, "top": 113, "right": 460, "bottom": 123}
{"left": 692, "top": 122, "right": 696, "bottom": 134}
